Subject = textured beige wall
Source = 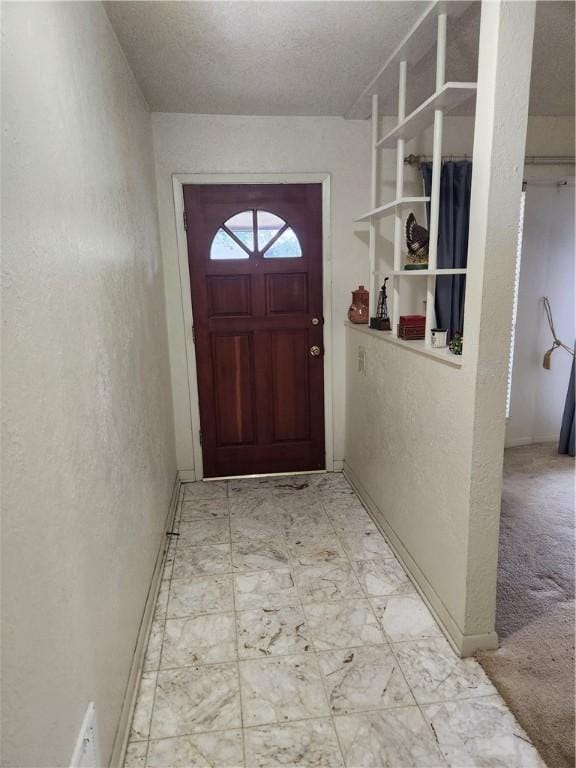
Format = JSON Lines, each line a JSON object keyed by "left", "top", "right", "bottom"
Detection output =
{"left": 1, "top": 4, "right": 176, "bottom": 766}
{"left": 345, "top": 327, "right": 474, "bottom": 637}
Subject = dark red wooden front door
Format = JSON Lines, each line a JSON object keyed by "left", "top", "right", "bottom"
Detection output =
{"left": 184, "top": 184, "right": 325, "bottom": 478}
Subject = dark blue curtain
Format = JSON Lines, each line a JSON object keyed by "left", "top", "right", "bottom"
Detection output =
{"left": 558, "top": 351, "right": 575, "bottom": 457}
{"left": 421, "top": 161, "right": 473, "bottom": 340}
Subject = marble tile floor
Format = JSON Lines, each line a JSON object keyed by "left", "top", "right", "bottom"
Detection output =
{"left": 125, "top": 473, "right": 545, "bottom": 768}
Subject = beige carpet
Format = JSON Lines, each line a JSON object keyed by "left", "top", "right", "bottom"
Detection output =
{"left": 477, "top": 444, "right": 575, "bottom": 768}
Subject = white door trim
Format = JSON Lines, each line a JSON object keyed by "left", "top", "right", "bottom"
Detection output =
{"left": 171, "top": 172, "right": 334, "bottom": 480}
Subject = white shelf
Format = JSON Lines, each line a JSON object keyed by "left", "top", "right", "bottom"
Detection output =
{"left": 345, "top": 322, "right": 463, "bottom": 368}
{"left": 376, "top": 82, "right": 477, "bottom": 149}
{"left": 351, "top": 2, "right": 475, "bottom": 368}
{"left": 355, "top": 196, "right": 430, "bottom": 223}
{"left": 393, "top": 268, "right": 467, "bottom": 276}
{"left": 372, "top": 268, "right": 468, "bottom": 276}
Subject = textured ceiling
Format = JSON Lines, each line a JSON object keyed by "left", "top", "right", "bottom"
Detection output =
{"left": 105, "top": 1, "right": 575, "bottom": 117}
{"left": 381, "top": 0, "right": 575, "bottom": 118}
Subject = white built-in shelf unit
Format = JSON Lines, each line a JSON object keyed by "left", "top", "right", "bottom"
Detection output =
{"left": 352, "top": 0, "right": 476, "bottom": 365}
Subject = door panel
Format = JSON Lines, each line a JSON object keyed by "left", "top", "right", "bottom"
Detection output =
{"left": 266, "top": 273, "right": 308, "bottom": 315}
{"left": 271, "top": 330, "right": 310, "bottom": 442}
{"left": 184, "top": 183, "right": 325, "bottom": 477}
{"left": 212, "top": 334, "right": 256, "bottom": 446}
{"left": 207, "top": 276, "right": 252, "bottom": 317}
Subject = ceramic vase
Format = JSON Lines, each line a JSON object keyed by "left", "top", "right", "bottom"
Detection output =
{"left": 348, "top": 285, "right": 369, "bottom": 324}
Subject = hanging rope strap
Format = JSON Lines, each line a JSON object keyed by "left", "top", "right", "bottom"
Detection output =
{"left": 542, "top": 296, "right": 574, "bottom": 370}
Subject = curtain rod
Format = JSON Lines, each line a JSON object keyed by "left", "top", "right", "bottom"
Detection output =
{"left": 404, "top": 153, "right": 576, "bottom": 166}
{"left": 522, "top": 178, "right": 574, "bottom": 188}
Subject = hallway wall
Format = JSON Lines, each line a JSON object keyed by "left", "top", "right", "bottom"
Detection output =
{"left": 1, "top": 4, "right": 176, "bottom": 766}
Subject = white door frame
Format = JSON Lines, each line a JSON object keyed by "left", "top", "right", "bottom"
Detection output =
{"left": 171, "top": 172, "right": 334, "bottom": 480}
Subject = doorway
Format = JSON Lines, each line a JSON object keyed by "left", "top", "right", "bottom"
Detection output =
{"left": 183, "top": 183, "right": 326, "bottom": 478}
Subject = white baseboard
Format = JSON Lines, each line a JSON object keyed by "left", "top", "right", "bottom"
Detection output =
{"left": 183, "top": 466, "right": 343, "bottom": 482}
{"left": 109, "top": 473, "right": 182, "bottom": 768}
{"left": 343, "top": 461, "right": 498, "bottom": 657}
{"left": 505, "top": 435, "right": 557, "bottom": 448}
{"left": 504, "top": 437, "right": 533, "bottom": 447}
{"left": 178, "top": 468, "right": 197, "bottom": 482}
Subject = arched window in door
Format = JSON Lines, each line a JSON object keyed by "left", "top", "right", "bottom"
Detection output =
{"left": 210, "top": 209, "right": 302, "bottom": 260}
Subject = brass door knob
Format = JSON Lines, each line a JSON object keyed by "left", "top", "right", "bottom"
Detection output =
{"left": 310, "top": 345, "right": 321, "bottom": 357}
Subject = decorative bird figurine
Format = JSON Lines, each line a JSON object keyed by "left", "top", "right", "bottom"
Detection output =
{"left": 405, "top": 212, "right": 429, "bottom": 265}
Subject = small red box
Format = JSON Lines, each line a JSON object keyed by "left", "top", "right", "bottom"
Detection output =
{"left": 397, "top": 324, "right": 425, "bottom": 340}
{"left": 399, "top": 314, "right": 426, "bottom": 327}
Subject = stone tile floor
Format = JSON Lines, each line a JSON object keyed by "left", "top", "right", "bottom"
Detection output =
{"left": 124, "top": 473, "right": 545, "bottom": 767}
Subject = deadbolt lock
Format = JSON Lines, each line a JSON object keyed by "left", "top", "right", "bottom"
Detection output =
{"left": 311, "top": 317, "right": 320, "bottom": 326}
{"left": 310, "top": 345, "right": 321, "bottom": 357}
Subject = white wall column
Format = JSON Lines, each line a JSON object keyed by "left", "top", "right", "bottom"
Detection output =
{"left": 368, "top": 94, "right": 379, "bottom": 317}
{"left": 425, "top": 13, "right": 447, "bottom": 342}
{"left": 462, "top": 0, "right": 536, "bottom": 650}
